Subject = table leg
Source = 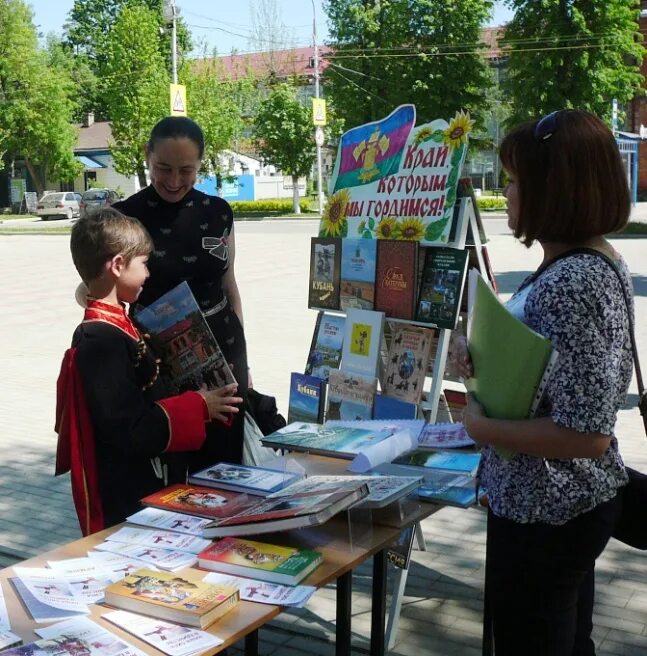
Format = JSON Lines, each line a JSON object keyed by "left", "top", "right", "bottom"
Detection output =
{"left": 336, "top": 570, "right": 352, "bottom": 656}
{"left": 370, "top": 549, "right": 387, "bottom": 656}
{"left": 244, "top": 629, "right": 259, "bottom": 656}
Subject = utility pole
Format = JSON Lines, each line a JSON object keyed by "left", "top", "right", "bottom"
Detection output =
{"left": 171, "top": 0, "right": 177, "bottom": 84}
{"left": 312, "top": 0, "right": 324, "bottom": 214}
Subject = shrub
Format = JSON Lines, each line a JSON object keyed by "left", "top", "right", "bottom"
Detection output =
{"left": 230, "top": 198, "right": 313, "bottom": 214}
{"left": 476, "top": 197, "right": 507, "bottom": 211}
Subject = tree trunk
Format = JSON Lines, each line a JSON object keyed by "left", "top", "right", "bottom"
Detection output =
{"left": 137, "top": 165, "right": 148, "bottom": 190}
{"left": 24, "top": 159, "right": 44, "bottom": 198}
{"left": 292, "top": 175, "right": 301, "bottom": 214}
{"left": 216, "top": 172, "right": 223, "bottom": 198}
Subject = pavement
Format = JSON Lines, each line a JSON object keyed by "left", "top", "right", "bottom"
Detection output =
{"left": 1, "top": 221, "right": 647, "bottom": 655}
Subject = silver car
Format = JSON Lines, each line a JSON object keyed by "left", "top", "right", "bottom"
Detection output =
{"left": 79, "top": 188, "right": 120, "bottom": 218}
{"left": 36, "top": 192, "right": 81, "bottom": 220}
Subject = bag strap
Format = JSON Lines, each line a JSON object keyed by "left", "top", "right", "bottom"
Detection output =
{"left": 540, "top": 247, "right": 647, "bottom": 435}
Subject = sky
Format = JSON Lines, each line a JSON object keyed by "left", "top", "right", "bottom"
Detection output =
{"left": 27, "top": 0, "right": 514, "bottom": 55}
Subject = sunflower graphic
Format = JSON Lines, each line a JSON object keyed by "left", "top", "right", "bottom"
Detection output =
{"left": 443, "top": 110, "right": 475, "bottom": 149}
{"left": 398, "top": 217, "right": 426, "bottom": 241}
{"left": 376, "top": 217, "right": 400, "bottom": 239}
{"left": 320, "top": 189, "right": 351, "bottom": 238}
{"left": 414, "top": 127, "right": 433, "bottom": 145}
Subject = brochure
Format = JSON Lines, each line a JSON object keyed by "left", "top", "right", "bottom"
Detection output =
{"left": 105, "top": 527, "right": 212, "bottom": 555}
{"left": 126, "top": 508, "right": 213, "bottom": 536}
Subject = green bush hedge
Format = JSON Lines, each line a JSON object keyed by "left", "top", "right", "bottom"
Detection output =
{"left": 230, "top": 198, "right": 313, "bottom": 214}
{"left": 476, "top": 197, "right": 507, "bottom": 211}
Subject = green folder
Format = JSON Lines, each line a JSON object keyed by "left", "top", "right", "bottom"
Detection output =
{"left": 465, "top": 272, "right": 558, "bottom": 458}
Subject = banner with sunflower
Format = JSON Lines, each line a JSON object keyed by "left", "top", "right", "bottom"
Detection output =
{"left": 319, "top": 106, "right": 473, "bottom": 246}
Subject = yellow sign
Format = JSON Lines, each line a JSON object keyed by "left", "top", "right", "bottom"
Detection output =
{"left": 312, "top": 98, "right": 327, "bottom": 126}
{"left": 170, "top": 84, "right": 187, "bottom": 116}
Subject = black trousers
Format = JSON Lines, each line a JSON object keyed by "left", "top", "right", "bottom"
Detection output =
{"left": 485, "top": 494, "right": 622, "bottom": 656}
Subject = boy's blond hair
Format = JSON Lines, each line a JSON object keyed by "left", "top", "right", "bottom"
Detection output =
{"left": 70, "top": 208, "right": 153, "bottom": 283}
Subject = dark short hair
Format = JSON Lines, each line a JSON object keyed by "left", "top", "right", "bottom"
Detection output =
{"left": 499, "top": 110, "right": 630, "bottom": 246}
{"left": 148, "top": 116, "right": 205, "bottom": 159}
{"left": 70, "top": 208, "right": 153, "bottom": 282}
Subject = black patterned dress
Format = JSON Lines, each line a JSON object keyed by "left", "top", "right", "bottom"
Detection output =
{"left": 115, "top": 185, "right": 247, "bottom": 467}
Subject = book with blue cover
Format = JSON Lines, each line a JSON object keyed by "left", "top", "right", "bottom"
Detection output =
{"left": 340, "top": 238, "right": 377, "bottom": 311}
{"left": 261, "top": 422, "right": 393, "bottom": 459}
{"left": 393, "top": 448, "right": 481, "bottom": 476}
{"left": 373, "top": 394, "right": 418, "bottom": 419}
{"left": 288, "top": 372, "right": 325, "bottom": 423}
{"left": 305, "top": 312, "right": 345, "bottom": 381}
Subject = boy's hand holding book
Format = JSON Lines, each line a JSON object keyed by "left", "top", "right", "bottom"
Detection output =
{"left": 199, "top": 383, "right": 242, "bottom": 425}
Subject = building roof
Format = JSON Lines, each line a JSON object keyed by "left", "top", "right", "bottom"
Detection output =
{"left": 75, "top": 121, "right": 112, "bottom": 152}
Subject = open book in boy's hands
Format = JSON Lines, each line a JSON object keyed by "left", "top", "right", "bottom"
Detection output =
{"left": 465, "top": 270, "right": 558, "bottom": 459}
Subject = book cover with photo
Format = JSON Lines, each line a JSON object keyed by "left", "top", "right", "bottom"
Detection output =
{"left": 415, "top": 247, "right": 469, "bottom": 329}
{"left": 305, "top": 312, "right": 345, "bottom": 381}
{"left": 374, "top": 240, "right": 419, "bottom": 320}
{"left": 188, "top": 462, "right": 303, "bottom": 497}
{"left": 383, "top": 325, "right": 433, "bottom": 404}
{"left": 341, "top": 307, "right": 385, "bottom": 379}
{"left": 325, "top": 369, "right": 377, "bottom": 421}
{"left": 261, "top": 422, "right": 393, "bottom": 459}
{"left": 287, "top": 372, "right": 325, "bottom": 424}
{"left": 393, "top": 448, "right": 481, "bottom": 477}
{"left": 340, "top": 238, "right": 377, "bottom": 311}
{"left": 308, "top": 237, "right": 341, "bottom": 309}
{"left": 134, "top": 281, "right": 235, "bottom": 394}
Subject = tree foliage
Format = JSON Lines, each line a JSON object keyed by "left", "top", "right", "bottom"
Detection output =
{"left": 0, "top": 0, "right": 82, "bottom": 195}
{"left": 101, "top": 5, "right": 168, "bottom": 187}
{"left": 64, "top": 0, "right": 191, "bottom": 119}
{"left": 183, "top": 51, "right": 255, "bottom": 191}
{"left": 501, "top": 0, "right": 645, "bottom": 126}
{"left": 253, "top": 83, "right": 316, "bottom": 213}
{"left": 323, "top": 0, "right": 494, "bottom": 129}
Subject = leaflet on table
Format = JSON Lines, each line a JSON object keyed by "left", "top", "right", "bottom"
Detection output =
{"left": 106, "top": 526, "right": 212, "bottom": 554}
{"left": 0, "top": 583, "right": 10, "bottom": 629}
{"left": 12, "top": 567, "right": 89, "bottom": 614}
{"left": 126, "top": 508, "right": 213, "bottom": 536}
{"left": 45, "top": 557, "right": 117, "bottom": 604}
{"left": 325, "top": 418, "right": 425, "bottom": 440}
{"left": 93, "top": 541, "right": 197, "bottom": 571}
{"left": 103, "top": 610, "right": 223, "bottom": 656}
{"left": 417, "top": 422, "right": 476, "bottom": 449}
{"left": 87, "top": 551, "right": 160, "bottom": 578}
{"left": 32, "top": 616, "right": 147, "bottom": 656}
{"left": 0, "top": 630, "right": 21, "bottom": 651}
{"left": 203, "top": 572, "right": 316, "bottom": 608}
{"left": 9, "top": 578, "right": 88, "bottom": 623}
{"left": 347, "top": 429, "right": 418, "bottom": 473}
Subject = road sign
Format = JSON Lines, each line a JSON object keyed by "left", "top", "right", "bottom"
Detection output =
{"left": 312, "top": 98, "right": 326, "bottom": 126}
{"left": 314, "top": 126, "right": 325, "bottom": 147}
{"left": 170, "top": 83, "right": 187, "bottom": 116}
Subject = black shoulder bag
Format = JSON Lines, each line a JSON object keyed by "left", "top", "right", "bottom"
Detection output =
{"left": 560, "top": 248, "right": 647, "bottom": 548}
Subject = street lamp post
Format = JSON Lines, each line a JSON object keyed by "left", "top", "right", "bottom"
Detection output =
{"left": 163, "top": 0, "right": 178, "bottom": 84}
{"left": 311, "top": 0, "right": 324, "bottom": 214}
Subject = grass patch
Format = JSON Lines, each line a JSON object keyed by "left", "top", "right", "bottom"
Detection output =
{"left": 0, "top": 214, "right": 38, "bottom": 221}
{"left": 619, "top": 222, "right": 647, "bottom": 235}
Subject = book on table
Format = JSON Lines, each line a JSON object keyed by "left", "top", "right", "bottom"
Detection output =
{"left": 340, "top": 238, "right": 377, "bottom": 311}
{"left": 415, "top": 246, "right": 469, "bottom": 329}
{"left": 134, "top": 281, "right": 235, "bottom": 394}
{"left": 103, "top": 568, "right": 239, "bottom": 629}
{"left": 188, "top": 462, "right": 304, "bottom": 497}
{"left": 373, "top": 394, "right": 418, "bottom": 419}
{"left": 325, "top": 369, "right": 377, "bottom": 421}
{"left": 392, "top": 448, "right": 481, "bottom": 477}
{"left": 308, "top": 237, "right": 341, "bottom": 310}
{"left": 198, "top": 537, "right": 323, "bottom": 585}
{"left": 126, "top": 507, "right": 213, "bottom": 535}
{"left": 304, "top": 311, "right": 345, "bottom": 381}
{"left": 466, "top": 269, "right": 558, "bottom": 458}
{"left": 417, "top": 422, "right": 476, "bottom": 449}
{"left": 382, "top": 324, "right": 433, "bottom": 404}
{"left": 199, "top": 478, "right": 369, "bottom": 538}
{"left": 287, "top": 372, "right": 326, "bottom": 424}
{"left": 261, "top": 421, "right": 393, "bottom": 459}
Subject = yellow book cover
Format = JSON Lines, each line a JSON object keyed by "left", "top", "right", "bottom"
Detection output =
{"left": 104, "top": 568, "right": 239, "bottom": 628}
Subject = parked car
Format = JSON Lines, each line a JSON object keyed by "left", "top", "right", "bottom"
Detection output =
{"left": 79, "top": 189, "right": 121, "bottom": 218}
{"left": 36, "top": 192, "right": 81, "bottom": 220}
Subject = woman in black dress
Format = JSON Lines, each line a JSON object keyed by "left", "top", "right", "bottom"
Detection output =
{"left": 114, "top": 117, "right": 249, "bottom": 467}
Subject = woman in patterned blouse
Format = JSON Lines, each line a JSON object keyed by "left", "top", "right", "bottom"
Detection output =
{"left": 462, "top": 110, "right": 632, "bottom": 655}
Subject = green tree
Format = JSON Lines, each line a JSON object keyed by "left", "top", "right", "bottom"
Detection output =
{"left": 184, "top": 50, "right": 255, "bottom": 194}
{"left": 501, "top": 0, "right": 644, "bottom": 126}
{"left": 253, "top": 83, "right": 315, "bottom": 213}
{"left": 63, "top": 0, "right": 191, "bottom": 119}
{"left": 323, "top": 0, "right": 494, "bottom": 128}
{"left": 0, "top": 0, "right": 82, "bottom": 195}
{"left": 102, "top": 5, "right": 168, "bottom": 187}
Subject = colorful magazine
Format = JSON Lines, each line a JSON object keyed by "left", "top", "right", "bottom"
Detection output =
{"left": 134, "top": 281, "right": 235, "bottom": 394}
{"left": 261, "top": 422, "right": 393, "bottom": 459}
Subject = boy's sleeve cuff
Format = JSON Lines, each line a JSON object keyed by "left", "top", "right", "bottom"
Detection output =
{"left": 156, "top": 391, "right": 208, "bottom": 452}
